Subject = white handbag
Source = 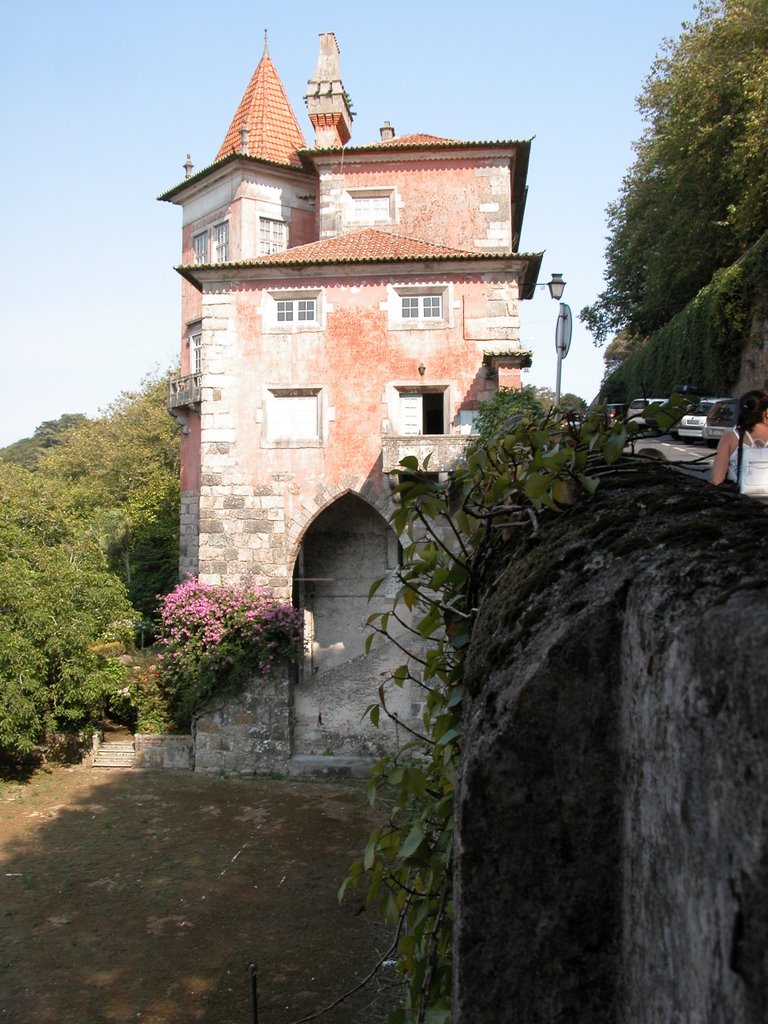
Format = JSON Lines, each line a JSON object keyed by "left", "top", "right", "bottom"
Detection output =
{"left": 739, "top": 441, "right": 768, "bottom": 496}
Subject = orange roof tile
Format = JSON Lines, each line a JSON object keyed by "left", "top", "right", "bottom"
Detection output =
{"left": 367, "top": 133, "right": 462, "bottom": 148}
{"left": 251, "top": 228, "right": 486, "bottom": 265}
{"left": 215, "top": 41, "right": 306, "bottom": 167}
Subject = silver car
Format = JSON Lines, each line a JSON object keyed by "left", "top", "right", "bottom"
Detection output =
{"left": 702, "top": 398, "right": 738, "bottom": 448}
{"left": 626, "top": 398, "right": 667, "bottom": 428}
{"left": 673, "top": 397, "right": 731, "bottom": 443}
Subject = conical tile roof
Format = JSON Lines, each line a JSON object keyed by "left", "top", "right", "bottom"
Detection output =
{"left": 215, "top": 39, "right": 306, "bottom": 167}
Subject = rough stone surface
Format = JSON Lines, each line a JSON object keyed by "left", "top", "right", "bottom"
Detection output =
{"left": 454, "top": 462, "right": 768, "bottom": 1023}
{"left": 193, "top": 665, "right": 294, "bottom": 775}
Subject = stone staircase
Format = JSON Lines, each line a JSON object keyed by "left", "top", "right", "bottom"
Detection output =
{"left": 92, "top": 736, "right": 136, "bottom": 769}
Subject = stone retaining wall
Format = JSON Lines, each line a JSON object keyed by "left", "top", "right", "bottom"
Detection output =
{"left": 454, "top": 463, "right": 768, "bottom": 1023}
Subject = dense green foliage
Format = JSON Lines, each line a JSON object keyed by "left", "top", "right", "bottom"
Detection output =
{"left": 582, "top": 0, "right": 768, "bottom": 344}
{"left": 155, "top": 580, "right": 304, "bottom": 730}
{"left": 344, "top": 402, "right": 677, "bottom": 1022}
{"left": 474, "top": 386, "right": 586, "bottom": 441}
{"left": 0, "top": 465, "right": 136, "bottom": 758}
{"left": 36, "top": 374, "right": 180, "bottom": 620}
{"left": 0, "top": 414, "right": 88, "bottom": 471}
{"left": 473, "top": 384, "right": 547, "bottom": 438}
{"left": 602, "top": 231, "right": 768, "bottom": 401}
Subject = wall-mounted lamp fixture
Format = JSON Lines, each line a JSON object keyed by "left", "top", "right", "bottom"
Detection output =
{"left": 418, "top": 363, "right": 426, "bottom": 377}
{"left": 547, "top": 273, "right": 566, "bottom": 301}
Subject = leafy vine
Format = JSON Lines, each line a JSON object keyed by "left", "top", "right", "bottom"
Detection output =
{"left": 338, "top": 399, "right": 684, "bottom": 1023}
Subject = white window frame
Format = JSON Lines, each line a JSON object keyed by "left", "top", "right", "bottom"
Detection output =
{"left": 193, "top": 231, "right": 208, "bottom": 265}
{"left": 276, "top": 297, "right": 317, "bottom": 323}
{"left": 388, "top": 284, "right": 451, "bottom": 330}
{"left": 401, "top": 294, "right": 443, "bottom": 319}
{"left": 345, "top": 187, "right": 396, "bottom": 226}
{"left": 213, "top": 221, "right": 230, "bottom": 263}
{"left": 264, "top": 387, "right": 323, "bottom": 447}
{"left": 259, "top": 217, "right": 288, "bottom": 255}
{"left": 187, "top": 324, "right": 202, "bottom": 375}
{"left": 264, "top": 289, "right": 324, "bottom": 332}
{"left": 395, "top": 387, "right": 448, "bottom": 436}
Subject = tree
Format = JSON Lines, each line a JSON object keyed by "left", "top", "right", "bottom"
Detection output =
{"left": 37, "top": 373, "right": 180, "bottom": 620}
{"left": 0, "top": 465, "right": 135, "bottom": 758}
{"left": 473, "top": 385, "right": 547, "bottom": 439}
{"left": 0, "top": 413, "right": 88, "bottom": 471}
{"left": 581, "top": 0, "right": 768, "bottom": 344}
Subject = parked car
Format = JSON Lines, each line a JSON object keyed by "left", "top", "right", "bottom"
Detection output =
{"left": 673, "top": 396, "right": 731, "bottom": 443}
{"left": 702, "top": 398, "right": 738, "bottom": 448}
{"left": 605, "top": 403, "right": 627, "bottom": 424}
{"left": 626, "top": 398, "right": 667, "bottom": 428}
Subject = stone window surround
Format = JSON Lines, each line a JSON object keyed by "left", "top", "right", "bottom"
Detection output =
{"left": 262, "top": 287, "right": 325, "bottom": 333}
{"left": 386, "top": 282, "right": 453, "bottom": 331}
{"left": 344, "top": 185, "right": 399, "bottom": 226}
{"left": 261, "top": 385, "right": 326, "bottom": 448}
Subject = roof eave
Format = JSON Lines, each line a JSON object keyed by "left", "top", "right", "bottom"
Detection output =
{"left": 158, "top": 151, "right": 315, "bottom": 203}
{"left": 176, "top": 250, "right": 544, "bottom": 291}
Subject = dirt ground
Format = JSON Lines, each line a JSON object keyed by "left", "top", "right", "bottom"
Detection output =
{"left": 0, "top": 763, "right": 398, "bottom": 1024}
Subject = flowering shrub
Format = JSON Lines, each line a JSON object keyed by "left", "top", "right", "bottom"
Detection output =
{"left": 155, "top": 580, "right": 304, "bottom": 729}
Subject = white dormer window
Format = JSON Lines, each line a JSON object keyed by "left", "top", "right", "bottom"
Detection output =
{"left": 213, "top": 222, "right": 230, "bottom": 263}
{"left": 260, "top": 218, "right": 287, "bottom": 255}
{"left": 193, "top": 232, "right": 208, "bottom": 265}
{"left": 346, "top": 188, "right": 396, "bottom": 226}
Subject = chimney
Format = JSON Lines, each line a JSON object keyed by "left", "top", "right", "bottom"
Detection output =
{"left": 304, "top": 32, "right": 352, "bottom": 148}
{"left": 379, "top": 121, "right": 395, "bottom": 141}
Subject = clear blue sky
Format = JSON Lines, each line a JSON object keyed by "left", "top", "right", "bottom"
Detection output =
{"left": 0, "top": 0, "right": 699, "bottom": 447}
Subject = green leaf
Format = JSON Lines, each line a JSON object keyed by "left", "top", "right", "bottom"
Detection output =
{"left": 399, "top": 823, "right": 426, "bottom": 860}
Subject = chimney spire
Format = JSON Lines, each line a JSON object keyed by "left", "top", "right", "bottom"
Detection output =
{"left": 304, "top": 32, "right": 352, "bottom": 149}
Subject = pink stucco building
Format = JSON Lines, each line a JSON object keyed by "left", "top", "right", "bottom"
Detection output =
{"left": 160, "top": 33, "right": 543, "bottom": 758}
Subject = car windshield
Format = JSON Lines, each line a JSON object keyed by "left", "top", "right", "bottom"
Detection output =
{"left": 709, "top": 402, "right": 737, "bottom": 424}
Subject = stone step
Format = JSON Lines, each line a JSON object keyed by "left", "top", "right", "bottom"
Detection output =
{"left": 93, "top": 739, "right": 136, "bottom": 768}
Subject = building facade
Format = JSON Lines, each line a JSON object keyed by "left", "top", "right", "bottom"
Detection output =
{"left": 160, "top": 33, "right": 542, "bottom": 757}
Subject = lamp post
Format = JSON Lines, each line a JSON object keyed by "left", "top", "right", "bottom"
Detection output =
{"left": 544, "top": 273, "right": 570, "bottom": 405}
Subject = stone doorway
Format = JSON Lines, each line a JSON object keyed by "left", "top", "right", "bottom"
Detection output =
{"left": 291, "top": 492, "right": 414, "bottom": 757}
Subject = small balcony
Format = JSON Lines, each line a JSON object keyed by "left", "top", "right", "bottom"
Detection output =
{"left": 381, "top": 434, "right": 473, "bottom": 474}
{"left": 168, "top": 373, "right": 202, "bottom": 411}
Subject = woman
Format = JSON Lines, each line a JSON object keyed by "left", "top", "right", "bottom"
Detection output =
{"left": 710, "top": 389, "right": 768, "bottom": 486}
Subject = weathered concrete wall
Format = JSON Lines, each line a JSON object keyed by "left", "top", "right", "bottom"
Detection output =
{"left": 454, "top": 463, "right": 768, "bottom": 1023}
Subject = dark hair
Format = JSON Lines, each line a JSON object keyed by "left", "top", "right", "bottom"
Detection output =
{"left": 737, "top": 390, "right": 768, "bottom": 432}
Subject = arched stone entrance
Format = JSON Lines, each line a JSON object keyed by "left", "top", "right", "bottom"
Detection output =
{"left": 291, "top": 492, "right": 416, "bottom": 757}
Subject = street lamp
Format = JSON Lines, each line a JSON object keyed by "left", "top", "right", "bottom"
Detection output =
{"left": 547, "top": 273, "right": 566, "bottom": 301}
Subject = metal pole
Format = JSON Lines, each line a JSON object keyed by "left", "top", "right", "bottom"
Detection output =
{"left": 249, "top": 962, "right": 258, "bottom": 1024}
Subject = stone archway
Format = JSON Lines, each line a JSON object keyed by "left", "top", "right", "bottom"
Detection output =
{"left": 291, "top": 492, "right": 415, "bottom": 758}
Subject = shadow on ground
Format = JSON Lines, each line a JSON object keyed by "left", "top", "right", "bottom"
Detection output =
{"left": 0, "top": 765, "right": 397, "bottom": 1024}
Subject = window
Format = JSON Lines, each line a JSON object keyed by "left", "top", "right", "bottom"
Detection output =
{"left": 276, "top": 298, "right": 317, "bottom": 323}
{"left": 398, "top": 391, "right": 446, "bottom": 435}
{"left": 189, "top": 328, "right": 202, "bottom": 374}
{"left": 193, "top": 232, "right": 208, "bottom": 265}
{"left": 265, "top": 289, "right": 323, "bottom": 331}
{"left": 388, "top": 285, "right": 450, "bottom": 330}
{"left": 265, "top": 388, "right": 322, "bottom": 445}
{"left": 260, "top": 218, "right": 287, "bottom": 255}
{"left": 213, "top": 222, "right": 229, "bottom": 263}
{"left": 350, "top": 193, "right": 392, "bottom": 224}
{"left": 401, "top": 294, "right": 443, "bottom": 319}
